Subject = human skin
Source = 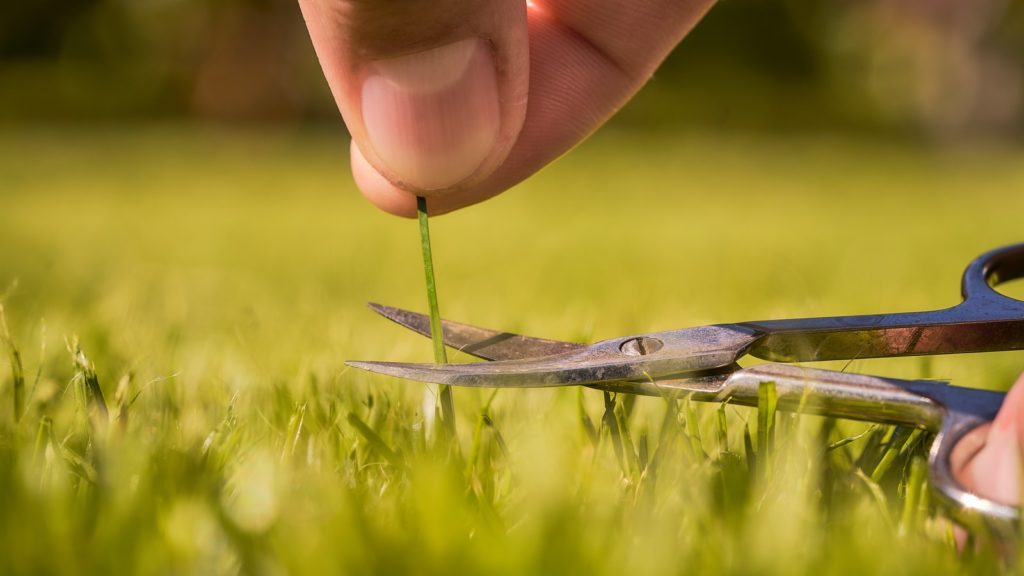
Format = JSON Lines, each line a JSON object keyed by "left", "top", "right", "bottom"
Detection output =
{"left": 297, "top": 0, "right": 716, "bottom": 216}
{"left": 298, "top": 0, "right": 1024, "bottom": 508}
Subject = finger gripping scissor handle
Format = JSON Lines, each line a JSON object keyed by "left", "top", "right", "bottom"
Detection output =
{"left": 931, "top": 411, "right": 1019, "bottom": 537}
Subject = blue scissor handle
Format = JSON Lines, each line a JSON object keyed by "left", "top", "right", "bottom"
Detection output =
{"left": 743, "top": 243, "right": 1024, "bottom": 362}
{"left": 961, "top": 242, "right": 1024, "bottom": 313}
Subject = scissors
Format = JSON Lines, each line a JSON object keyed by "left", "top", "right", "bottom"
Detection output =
{"left": 348, "top": 243, "right": 1024, "bottom": 534}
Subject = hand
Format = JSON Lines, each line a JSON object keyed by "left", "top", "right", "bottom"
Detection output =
{"left": 959, "top": 372, "right": 1024, "bottom": 506}
{"left": 298, "top": 0, "right": 715, "bottom": 216}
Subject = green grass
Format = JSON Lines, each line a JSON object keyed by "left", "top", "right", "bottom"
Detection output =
{"left": 415, "top": 195, "right": 456, "bottom": 442}
{"left": 0, "top": 125, "right": 1023, "bottom": 574}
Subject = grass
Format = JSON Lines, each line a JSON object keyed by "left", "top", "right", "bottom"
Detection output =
{"left": 0, "top": 125, "right": 1023, "bottom": 574}
{"left": 415, "top": 195, "right": 456, "bottom": 441}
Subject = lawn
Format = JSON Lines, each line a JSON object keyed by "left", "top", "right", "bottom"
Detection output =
{"left": 0, "top": 125, "right": 1023, "bottom": 574}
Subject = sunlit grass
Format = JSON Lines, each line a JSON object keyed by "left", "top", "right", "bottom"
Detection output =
{"left": 0, "top": 125, "right": 1022, "bottom": 573}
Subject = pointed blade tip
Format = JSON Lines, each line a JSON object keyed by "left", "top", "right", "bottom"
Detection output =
{"left": 346, "top": 359, "right": 400, "bottom": 371}
{"left": 346, "top": 359, "right": 433, "bottom": 380}
{"left": 367, "top": 302, "right": 422, "bottom": 323}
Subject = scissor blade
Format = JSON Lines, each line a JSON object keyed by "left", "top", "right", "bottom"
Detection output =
{"left": 347, "top": 339, "right": 609, "bottom": 387}
{"left": 347, "top": 359, "right": 738, "bottom": 395}
{"left": 368, "top": 303, "right": 583, "bottom": 361}
{"left": 345, "top": 360, "right": 560, "bottom": 387}
{"left": 348, "top": 324, "right": 759, "bottom": 387}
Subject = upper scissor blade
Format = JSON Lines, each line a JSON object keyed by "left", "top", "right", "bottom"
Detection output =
{"left": 368, "top": 302, "right": 583, "bottom": 361}
{"left": 346, "top": 349, "right": 629, "bottom": 387}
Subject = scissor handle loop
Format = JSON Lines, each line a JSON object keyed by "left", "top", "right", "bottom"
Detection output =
{"left": 930, "top": 412, "right": 1018, "bottom": 538}
{"left": 960, "top": 243, "right": 1024, "bottom": 310}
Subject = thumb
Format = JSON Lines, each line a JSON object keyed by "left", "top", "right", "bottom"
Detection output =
{"left": 959, "top": 372, "right": 1024, "bottom": 505}
{"left": 298, "top": 0, "right": 528, "bottom": 196}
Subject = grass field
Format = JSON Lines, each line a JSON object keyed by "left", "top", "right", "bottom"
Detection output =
{"left": 1, "top": 125, "right": 1023, "bottom": 574}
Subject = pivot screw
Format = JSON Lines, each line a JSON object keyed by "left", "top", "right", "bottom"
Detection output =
{"left": 619, "top": 337, "right": 664, "bottom": 356}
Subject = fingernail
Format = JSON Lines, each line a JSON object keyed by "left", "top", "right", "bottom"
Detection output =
{"left": 970, "top": 418, "right": 1021, "bottom": 505}
{"left": 361, "top": 38, "right": 500, "bottom": 191}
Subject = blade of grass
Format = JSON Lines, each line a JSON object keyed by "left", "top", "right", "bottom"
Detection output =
{"left": 855, "top": 425, "right": 889, "bottom": 472}
{"left": 66, "top": 338, "right": 109, "bottom": 422}
{"left": 416, "top": 196, "right": 456, "bottom": 440}
{"left": 757, "top": 380, "right": 777, "bottom": 479}
{"left": 25, "top": 319, "right": 46, "bottom": 415}
{"left": 578, "top": 388, "right": 599, "bottom": 448}
{"left": 614, "top": 399, "right": 641, "bottom": 478}
{"left": 855, "top": 468, "right": 895, "bottom": 533}
{"left": 467, "top": 390, "right": 500, "bottom": 475}
{"left": 638, "top": 432, "right": 649, "bottom": 473}
{"left": 32, "top": 415, "right": 51, "bottom": 466}
{"left": 716, "top": 402, "right": 729, "bottom": 453}
{"left": 684, "top": 396, "right": 704, "bottom": 458}
{"left": 743, "top": 423, "right": 756, "bottom": 475}
{"left": 639, "top": 398, "right": 679, "bottom": 499}
{"left": 871, "top": 426, "right": 920, "bottom": 483}
{"left": 899, "top": 456, "right": 927, "bottom": 535}
{"left": 347, "top": 412, "right": 404, "bottom": 470}
{"left": 0, "top": 304, "right": 25, "bottom": 422}
{"left": 602, "top": 391, "right": 627, "bottom": 473}
{"left": 828, "top": 424, "right": 879, "bottom": 452}
{"left": 282, "top": 402, "right": 307, "bottom": 461}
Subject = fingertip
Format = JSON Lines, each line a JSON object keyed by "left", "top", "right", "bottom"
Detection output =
{"left": 350, "top": 140, "right": 506, "bottom": 217}
{"left": 350, "top": 142, "right": 418, "bottom": 218}
{"left": 302, "top": 0, "right": 529, "bottom": 213}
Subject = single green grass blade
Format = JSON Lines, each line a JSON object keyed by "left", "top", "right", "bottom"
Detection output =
{"left": 578, "top": 388, "right": 599, "bottom": 448}
{"left": 467, "top": 390, "right": 500, "bottom": 475}
{"left": 66, "top": 338, "right": 109, "bottom": 422}
{"left": 684, "top": 397, "right": 704, "bottom": 459}
{"left": 347, "top": 412, "right": 404, "bottom": 469}
{"left": 32, "top": 415, "right": 51, "bottom": 466}
{"left": 716, "top": 403, "right": 729, "bottom": 453}
{"left": 757, "top": 380, "right": 777, "bottom": 478}
{"left": 900, "top": 456, "right": 927, "bottom": 535}
{"left": 638, "top": 432, "right": 649, "bottom": 472}
{"left": 602, "top": 392, "right": 627, "bottom": 473}
{"left": 416, "top": 196, "right": 456, "bottom": 440}
{"left": 657, "top": 398, "right": 680, "bottom": 447}
{"left": 482, "top": 412, "right": 509, "bottom": 459}
{"left": 614, "top": 399, "right": 641, "bottom": 478}
{"left": 282, "top": 402, "right": 307, "bottom": 460}
{"left": 743, "top": 423, "right": 756, "bottom": 475}
{"left": 642, "top": 399, "right": 678, "bottom": 490}
{"left": 828, "top": 424, "right": 879, "bottom": 452}
{"left": 0, "top": 304, "right": 25, "bottom": 422}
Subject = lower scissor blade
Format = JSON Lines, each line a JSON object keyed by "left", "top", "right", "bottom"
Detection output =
{"left": 346, "top": 360, "right": 580, "bottom": 387}
{"left": 345, "top": 358, "right": 739, "bottom": 394}
{"left": 368, "top": 303, "right": 583, "bottom": 361}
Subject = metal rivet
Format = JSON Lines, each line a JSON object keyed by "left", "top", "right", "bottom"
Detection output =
{"left": 619, "top": 336, "right": 664, "bottom": 356}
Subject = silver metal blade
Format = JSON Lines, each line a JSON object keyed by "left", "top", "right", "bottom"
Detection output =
{"left": 345, "top": 358, "right": 739, "bottom": 394}
{"left": 368, "top": 303, "right": 583, "bottom": 361}
{"left": 347, "top": 324, "right": 758, "bottom": 387}
{"left": 345, "top": 360, "right": 566, "bottom": 387}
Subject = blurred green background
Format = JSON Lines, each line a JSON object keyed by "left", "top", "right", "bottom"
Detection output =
{"left": 3, "top": 0, "right": 1024, "bottom": 137}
